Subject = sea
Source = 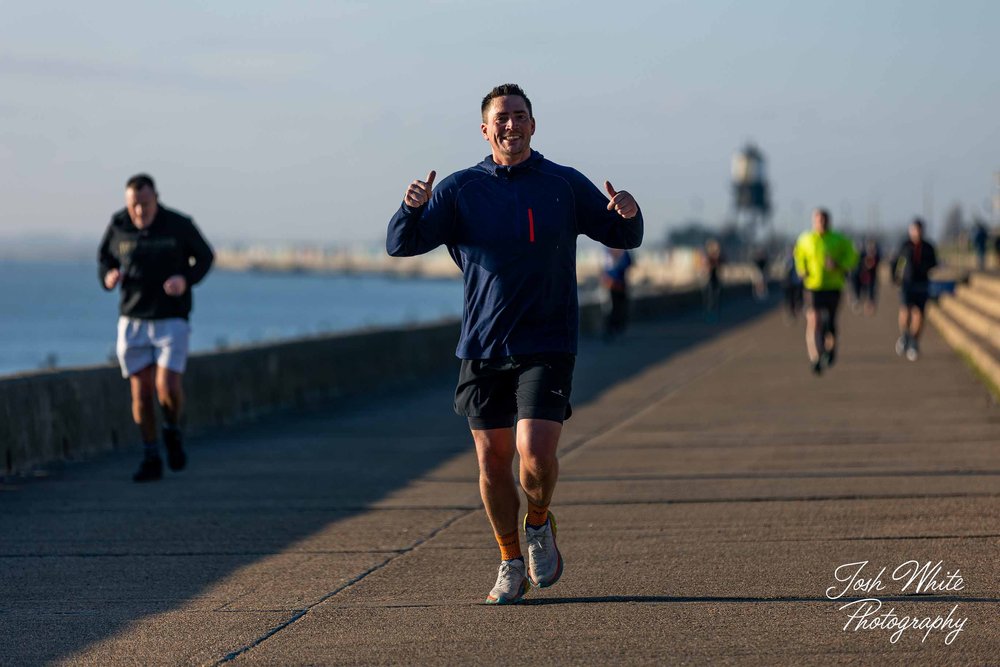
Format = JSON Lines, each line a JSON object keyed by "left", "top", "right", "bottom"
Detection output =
{"left": 0, "top": 260, "right": 464, "bottom": 378}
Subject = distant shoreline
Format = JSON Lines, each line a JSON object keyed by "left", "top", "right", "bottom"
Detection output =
{"left": 233, "top": 263, "right": 462, "bottom": 282}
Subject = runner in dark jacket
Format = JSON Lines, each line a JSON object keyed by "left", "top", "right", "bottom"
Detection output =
{"left": 98, "top": 174, "right": 213, "bottom": 482}
{"left": 601, "top": 248, "right": 634, "bottom": 340}
{"left": 387, "top": 84, "right": 642, "bottom": 604}
{"left": 891, "top": 218, "right": 937, "bottom": 361}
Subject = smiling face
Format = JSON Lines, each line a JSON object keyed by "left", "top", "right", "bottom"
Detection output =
{"left": 126, "top": 184, "right": 159, "bottom": 229}
{"left": 481, "top": 95, "right": 535, "bottom": 166}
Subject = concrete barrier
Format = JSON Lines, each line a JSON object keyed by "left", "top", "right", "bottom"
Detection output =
{"left": 1, "top": 320, "right": 462, "bottom": 477}
{"left": 2, "top": 281, "right": 755, "bottom": 477}
{"left": 928, "top": 270, "right": 1000, "bottom": 399}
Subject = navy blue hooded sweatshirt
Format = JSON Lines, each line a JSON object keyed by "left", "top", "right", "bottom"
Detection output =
{"left": 386, "top": 150, "right": 643, "bottom": 359}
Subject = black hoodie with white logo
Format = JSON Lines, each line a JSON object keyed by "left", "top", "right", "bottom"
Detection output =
{"left": 98, "top": 205, "right": 214, "bottom": 320}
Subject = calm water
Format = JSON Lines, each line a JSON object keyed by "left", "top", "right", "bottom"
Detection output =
{"left": 0, "top": 260, "right": 463, "bottom": 377}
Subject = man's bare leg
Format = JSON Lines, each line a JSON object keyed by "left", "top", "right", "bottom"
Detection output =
{"left": 908, "top": 306, "right": 924, "bottom": 340}
{"left": 517, "top": 418, "right": 565, "bottom": 587}
{"left": 129, "top": 366, "right": 157, "bottom": 445}
{"left": 474, "top": 426, "right": 530, "bottom": 603}
{"left": 155, "top": 367, "right": 184, "bottom": 425}
{"left": 129, "top": 365, "right": 163, "bottom": 481}
{"left": 472, "top": 427, "right": 519, "bottom": 543}
{"left": 155, "top": 367, "right": 187, "bottom": 470}
{"left": 904, "top": 305, "right": 925, "bottom": 360}
{"left": 516, "top": 419, "right": 561, "bottom": 511}
{"left": 805, "top": 308, "right": 821, "bottom": 363}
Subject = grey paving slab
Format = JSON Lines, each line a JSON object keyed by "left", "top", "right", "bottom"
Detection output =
{"left": 229, "top": 602, "right": 1000, "bottom": 667}
{"left": 553, "top": 475, "right": 1000, "bottom": 503}
{"left": 1, "top": 611, "right": 292, "bottom": 667}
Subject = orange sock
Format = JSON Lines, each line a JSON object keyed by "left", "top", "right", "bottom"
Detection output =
{"left": 526, "top": 501, "right": 549, "bottom": 528}
{"left": 495, "top": 530, "right": 522, "bottom": 561}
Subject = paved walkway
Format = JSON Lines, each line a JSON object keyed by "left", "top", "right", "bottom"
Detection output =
{"left": 1, "top": 292, "right": 998, "bottom": 666}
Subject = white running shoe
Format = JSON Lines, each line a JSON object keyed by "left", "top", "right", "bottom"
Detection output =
{"left": 485, "top": 558, "right": 529, "bottom": 605}
{"left": 895, "top": 336, "right": 907, "bottom": 356}
{"left": 524, "top": 512, "right": 564, "bottom": 588}
{"left": 906, "top": 342, "right": 919, "bottom": 361}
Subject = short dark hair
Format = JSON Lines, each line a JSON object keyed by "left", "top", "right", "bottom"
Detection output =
{"left": 910, "top": 217, "right": 925, "bottom": 231}
{"left": 814, "top": 208, "right": 831, "bottom": 226}
{"left": 126, "top": 173, "right": 156, "bottom": 192}
{"left": 481, "top": 83, "right": 532, "bottom": 121}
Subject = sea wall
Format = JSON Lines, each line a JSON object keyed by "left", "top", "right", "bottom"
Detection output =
{"left": 2, "top": 282, "right": 753, "bottom": 476}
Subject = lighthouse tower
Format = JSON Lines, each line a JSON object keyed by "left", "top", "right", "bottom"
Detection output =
{"left": 731, "top": 144, "right": 771, "bottom": 233}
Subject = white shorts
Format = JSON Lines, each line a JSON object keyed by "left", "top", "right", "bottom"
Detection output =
{"left": 116, "top": 317, "right": 190, "bottom": 378}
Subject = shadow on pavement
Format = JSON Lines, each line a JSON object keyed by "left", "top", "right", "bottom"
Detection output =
{"left": 0, "top": 292, "right": 779, "bottom": 664}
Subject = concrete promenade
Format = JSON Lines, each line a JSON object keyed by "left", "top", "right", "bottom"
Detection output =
{"left": 1, "top": 292, "right": 998, "bottom": 665}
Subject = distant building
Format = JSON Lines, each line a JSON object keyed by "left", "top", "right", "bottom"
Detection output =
{"left": 731, "top": 144, "right": 771, "bottom": 229}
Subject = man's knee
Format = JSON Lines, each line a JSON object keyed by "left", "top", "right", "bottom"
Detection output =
{"left": 474, "top": 430, "right": 515, "bottom": 478}
{"left": 130, "top": 379, "right": 155, "bottom": 421}
{"left": 131, "top": 371, "right": 155, "bottom": 402}
{"left": 155, "top": 371, "right": 182, "bottom": 403}
{"left": 155, "top": 379, "right": 172, "bottom": 403}
{"left": 479, "top": 448, "right": 511, "bottom": 472}
{"left": 517, "top": 421, "right": 561, "bottom": 470}
{"left": 520, "top": 442, "right": 557, "bottom": 473}
{"left": 132, "top": 390, "right": 154, "bottom": 411}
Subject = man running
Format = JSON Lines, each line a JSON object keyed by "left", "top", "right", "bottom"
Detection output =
{"left": 98, "top": 174, "right": 214, "bottom": 482}
{"left": 601, "top": 247, "right": 634, "bottom": 340}
{"left": 703, "top": 239, "right": 724, "bottom": 320}
{"left": 387, "top": 84, "right": 643, "bottom": 604}
{"left": 892, "top": 218, "right": 938, "bottom": 361}
{"left": 857, "top": 237, "right": 882, "bottom": 316}
{"left": 793, "top": 208, "right": 859, "bottom": 375}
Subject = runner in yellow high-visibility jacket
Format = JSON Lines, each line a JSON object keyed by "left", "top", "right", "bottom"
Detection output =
{"left": 793, "top": 208, "right": 859, "bottom": 374}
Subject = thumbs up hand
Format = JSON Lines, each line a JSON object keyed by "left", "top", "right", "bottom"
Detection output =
{"left": 605, "top": 180, "right": 638, "bottom": 219}
{"left": 404, "top": 170, "right": 437, "bottom": 208}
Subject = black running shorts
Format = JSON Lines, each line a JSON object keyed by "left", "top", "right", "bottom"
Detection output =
{"left": 804, "top": 289, "right": 841, "bottom": 316}
{"left": 454, "top": 353, "right": 575, "bottom": 430}
{"left": 901, "top": 284, "right": 930, "bottom": 311}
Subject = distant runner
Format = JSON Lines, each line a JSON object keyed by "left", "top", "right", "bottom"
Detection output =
{"left": 793, "top": 208, "right": 859, "bottom": 375}
{"left": 601, "top": 247, "right": 634, "bottom": 340}
{"left": 857, "top": 238, "right": 882, "bottom": 316}
{"left": 98, "top": 174, "right": 214, "bottom": 482}
{"left": 703, "top": 239, "right": 723, "bottom": 320}
{"left": 387, "top": 84, "right": 643, "bottom": 604}
{"left": 892, "top": 218, "right": 938, "bottom": 361}
{"left": 781, "top": 244, "right": 804, "bottom": 321}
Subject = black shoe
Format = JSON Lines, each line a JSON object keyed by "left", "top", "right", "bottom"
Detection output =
{"left": 163, "top": 427, "right": 187, "bottom": 472}
{"left": 812, "top": 359, "right": 823, "bottom": 375}
{"left": 824, "top": 347, "right": 836, "bottom": 368}
{"left": 133, "top": 456, "right": 163, "bottom": 482}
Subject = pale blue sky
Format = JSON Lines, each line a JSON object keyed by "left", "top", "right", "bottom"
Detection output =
{"left": 1, "top": 0, "right": 997, "bottom": 246}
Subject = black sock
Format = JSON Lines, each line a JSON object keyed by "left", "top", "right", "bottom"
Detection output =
{"left": 143, "top": 441, "right": 159, "bottom": 459}
{"left": 162, "top": 423, "right": 182, "bottom": 447}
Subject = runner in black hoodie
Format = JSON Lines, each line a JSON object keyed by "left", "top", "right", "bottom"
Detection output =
{"left": 98, "top": 174, "right": 214, "bottom": 481}
{"left": 388, "top": 84, "right": 643, "bottom": 604}
{"left": 891, "top": 218, "right": 937, "bottom": 361}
